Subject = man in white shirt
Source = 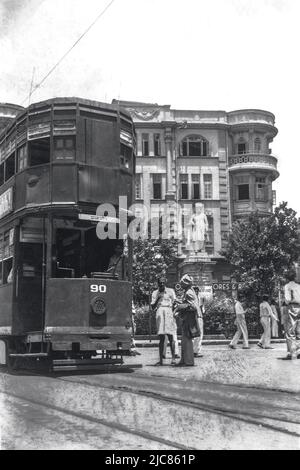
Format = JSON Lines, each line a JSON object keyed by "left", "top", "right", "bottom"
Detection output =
{"left": 283, "top": 269, "right": 300, "bottom": 359}
{"left": 229, "top": 293, "right": 250, "bottom": 349}
{"left": 257, "top": 295, "right": 278, "bottom": 349}
{"left": 151, "top": 278, "right": 177, "bottom": 365}
{"left": 193, "top": 286, "right": 205, "bottom": 358}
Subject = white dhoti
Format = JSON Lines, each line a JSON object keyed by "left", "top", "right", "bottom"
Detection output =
{"left": 156, "top": 307, "right": 177, "bottom": 336}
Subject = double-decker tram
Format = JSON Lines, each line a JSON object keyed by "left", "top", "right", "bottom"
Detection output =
{"left": 0, "top": 98, "right": 136, "bottom": 371}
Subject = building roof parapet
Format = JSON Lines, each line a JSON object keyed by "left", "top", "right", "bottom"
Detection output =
{"left": 115, "top": 100, "right": 277, "bottom": 131}
{"left": 227, "top": 109, "right": 275, "bottom": 126}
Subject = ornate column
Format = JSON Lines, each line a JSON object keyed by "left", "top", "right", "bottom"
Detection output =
{"left": 164, "top": 125, "right": 175, "bottom": 201}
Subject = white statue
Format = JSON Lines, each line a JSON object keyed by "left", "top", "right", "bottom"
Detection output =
{"left": 187, "top": 203, "right": 208, "bottom": 253}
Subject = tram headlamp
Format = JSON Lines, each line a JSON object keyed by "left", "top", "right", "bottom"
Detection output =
{"left": 91, "top": 297, "right": 106, "bottom": 315}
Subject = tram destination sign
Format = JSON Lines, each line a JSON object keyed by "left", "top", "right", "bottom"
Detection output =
{"left": 0, "top": 187, "right": 13, "bottom": 220}
{"left": 79, "top": 213, "right": 120, "bottom": 224}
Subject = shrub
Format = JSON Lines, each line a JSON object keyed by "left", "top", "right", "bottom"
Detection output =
{"left": 134, "top": 304, "right": 157, "bottom": 336}
{"left": 203, "top": 296, "right": 262, "bottom": 338}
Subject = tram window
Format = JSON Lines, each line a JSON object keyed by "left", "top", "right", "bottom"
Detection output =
{"left": 3, "top": 258, "right": 13, "bottom": 284}
{"left": 5, "top": 153, "right": 15, "bottom": 181}
{"left": 21, "top": 243, "right": 43, "bottom": 278}
{"left": 29, "top": 138, "right": 50, "bottom": 167}
{"left": 54, "top": 137, "right": 75, "bottom": 150}
{"left": 52, "top": 219, "right": 128, "bottom": 280}
{"left": 53, "top": 136, "right": 75, "bottom": 161}
{"left": 0, "top": 163, "right": 4, "bottom": 186}
{"left": 120, "top": 144, "right": 132, "bottom": 170}
{"left": 17, "top": 144, "right": 28, "bottom": 171}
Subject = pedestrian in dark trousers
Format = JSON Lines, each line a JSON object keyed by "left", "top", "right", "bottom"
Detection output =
{"left": 173, "top": 275, "right": 200, "bottom": 367}
{"left": 283, "top": 269, "right": 300, "bottom": 360}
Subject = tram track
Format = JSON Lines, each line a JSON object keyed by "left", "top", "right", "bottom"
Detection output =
{"left": 53, "top": 371, "right": 300, "bottom": 439}
{"left": 1, "top": 367, "right": 299, "bottom": 449}
{"left": 0, "top": 389, "right": 191, "bottom": 450}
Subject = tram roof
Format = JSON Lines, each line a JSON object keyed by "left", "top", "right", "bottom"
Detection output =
{"left": 0, "top": 97, "right": 133, "bottom": 138}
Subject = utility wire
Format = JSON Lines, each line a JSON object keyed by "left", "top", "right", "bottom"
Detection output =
{"left": 21, "top": 0, "right": 116, "bottom": 105}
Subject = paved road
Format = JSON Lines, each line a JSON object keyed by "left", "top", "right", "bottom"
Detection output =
{"left": 129, "top": 343, "right": 300, "bottom": 393}
{"left": 0, "top": 344, "right": 299, "bottom": 450}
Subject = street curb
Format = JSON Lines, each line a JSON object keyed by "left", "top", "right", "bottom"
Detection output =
{"left": 135, "top": 339, "right": 286, "bottom": 347}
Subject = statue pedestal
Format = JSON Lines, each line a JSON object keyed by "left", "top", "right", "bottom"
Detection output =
{"left": 178, "top": 252, "right": 216, "bottom": 286}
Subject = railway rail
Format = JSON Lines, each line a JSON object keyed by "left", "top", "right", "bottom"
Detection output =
{"left": 1, "top": 367, "right": 299, "bottom": 449}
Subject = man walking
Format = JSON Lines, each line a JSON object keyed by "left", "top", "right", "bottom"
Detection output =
{"left": 283, "top": 269, "right": 300, "bottom": 360}
{"left": 193, "top": 286, "right": 204, "bottom": 358}
{"left": 229, "top": 293, "right": 250, "bottom": 349}
{"left": 257, "top": 295, "right": 277, "bottom": 349}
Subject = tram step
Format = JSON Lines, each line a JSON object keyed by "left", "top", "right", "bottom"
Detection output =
{"left": 9, "top": 353, "right": 49, "bottom": 358}
{"left": 52, "top": 363, "right": 143, "bottom": 372}
{"left": 52, "top": 358, "right": 123, "bottom": 366}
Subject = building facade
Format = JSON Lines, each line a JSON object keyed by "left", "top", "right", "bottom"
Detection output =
{"left": 113, "top": 100, "right": 279, "bottom": 286}
{"left": 0, "top": 103, "right": 24, "bottom": 133}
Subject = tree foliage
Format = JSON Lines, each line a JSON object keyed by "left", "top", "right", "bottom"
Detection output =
{"left": 132, "top": 237, "right": 178, "bottom": 305}
{"left": 222, "top": 202, "right": 300, "bottom": 301}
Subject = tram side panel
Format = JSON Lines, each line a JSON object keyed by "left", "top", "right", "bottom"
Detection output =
{"left": 44, "top": 279, "right": 132, "bottom": 352}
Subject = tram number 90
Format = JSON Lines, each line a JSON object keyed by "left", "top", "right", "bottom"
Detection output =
{"left": 90, "top": 285, "right": 107, "bottom": 293}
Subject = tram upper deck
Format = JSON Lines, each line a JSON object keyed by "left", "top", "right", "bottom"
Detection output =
{"left": 0, "top": 97, "right": 135, "bottom": 223}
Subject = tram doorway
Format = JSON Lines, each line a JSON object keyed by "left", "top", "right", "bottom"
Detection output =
{"left": 14, "top": 217, "right": 46, "bottom": 334}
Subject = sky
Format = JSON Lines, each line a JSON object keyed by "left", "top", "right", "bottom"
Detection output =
{"left": 0, "top": 0, "right": 299, "bottom": 215}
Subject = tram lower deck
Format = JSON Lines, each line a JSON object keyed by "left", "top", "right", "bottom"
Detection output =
{"left": 0, "top": 212, "right": 133, "bottom": 370}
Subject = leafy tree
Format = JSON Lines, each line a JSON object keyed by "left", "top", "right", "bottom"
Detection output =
{"left": 222, "top": 202, "right": 300, "bottom": 302}
{"left": 132, "top": 237, "right": 178, "bottom": 305}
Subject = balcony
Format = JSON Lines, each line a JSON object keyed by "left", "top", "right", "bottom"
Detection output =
{"left": 228, "top": 153, "right": 279, "bottom": 179}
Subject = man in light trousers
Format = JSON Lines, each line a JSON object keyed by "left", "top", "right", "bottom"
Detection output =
{"left": 283, "top": 269, "right": 300, "bottom": 359}
{"left": 193, "top": 286, "right": 204, "bottom": 358}
{"left": 257, "top": 295, "right": 277, "bottom": 349}
{"left": 229, "top": 293, "right": 250, "bottom": 349}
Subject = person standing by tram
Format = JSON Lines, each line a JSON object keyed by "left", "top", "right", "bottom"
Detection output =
{"left": 107, "top": 243, "right": 124, "bottom": 278}
{"left": 151, "top": 277, "right": 177, "bottom": 366}
{"left": 173, "top": 275, "right": 200, "bottom": 366}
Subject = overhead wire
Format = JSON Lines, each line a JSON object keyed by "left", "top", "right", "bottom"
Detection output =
{"left": 21, "top": 0, "right": 116, "bottom": 105}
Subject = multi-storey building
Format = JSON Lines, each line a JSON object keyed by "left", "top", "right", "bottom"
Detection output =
{"left": 0, "top": 103, "right": 24, "bottom": 133}
{"left": 113, "top": 100, "right": 279, "bottom": 286}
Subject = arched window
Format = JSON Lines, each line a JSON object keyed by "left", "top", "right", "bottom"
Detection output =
{"left": 180, "top": 135, "right": 209, "bottom": 157}
{"left": 254, "top": 137, "right": 261, "bottom": 153}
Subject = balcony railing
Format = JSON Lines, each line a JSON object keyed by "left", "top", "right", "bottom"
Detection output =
{"left": 228, "top": 153, "right": 278, "bottom": 173}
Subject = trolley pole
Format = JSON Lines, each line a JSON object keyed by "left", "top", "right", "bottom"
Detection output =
{"left": 148, "top": 266, "right": 152, "bottom": 343}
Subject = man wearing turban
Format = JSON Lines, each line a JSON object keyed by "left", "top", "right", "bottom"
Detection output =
{"left": 174, "top": 274, "right": 201, "bottom": 366}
